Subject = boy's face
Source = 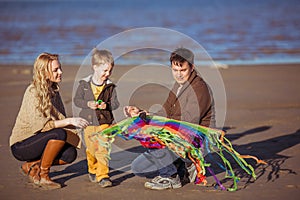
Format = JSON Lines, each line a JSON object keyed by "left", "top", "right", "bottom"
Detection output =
{"left": 93, "top": 62, "right": 113, "bottom": 83}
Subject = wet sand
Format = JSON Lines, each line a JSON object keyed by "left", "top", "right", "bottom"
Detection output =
{"left": 0, "top": 64, "right": 299, "bottom": 200}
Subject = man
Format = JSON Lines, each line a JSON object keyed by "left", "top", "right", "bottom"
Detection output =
{"left": 131, "top": 47, "right": 216, "bottom": 190}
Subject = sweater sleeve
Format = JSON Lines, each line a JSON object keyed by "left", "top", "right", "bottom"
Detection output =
{"left": 10, "top": 85, "right": 51, "bottom": 146}
{"left": 41, "top": 120, "right": 55, "bottom": 132}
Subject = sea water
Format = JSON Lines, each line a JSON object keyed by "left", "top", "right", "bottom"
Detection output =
{"left": 0, "top": 0, "right": 299, "bottom": 66}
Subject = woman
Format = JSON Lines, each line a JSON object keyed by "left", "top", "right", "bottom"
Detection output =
{"left": 9, "top": 53, "right": 89, "bottom": 190}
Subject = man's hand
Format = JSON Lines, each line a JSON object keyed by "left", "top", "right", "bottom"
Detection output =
{"left": 123, "top": 106, "right": 149, "bottom": 117}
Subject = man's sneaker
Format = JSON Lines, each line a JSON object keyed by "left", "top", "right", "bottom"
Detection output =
{"left": 187, "top": 163, "right": 197, "bottom": 183}
{"left": 98, "top": 178, "right": 112, "bottom": 188}
{"left": 88, "top": 173, "right": 97, "bottom": 183}
{"left": 144, "top": 175, "right": 182, "bottom": 190}
{"left": 149, "top": 176, "right": 163, "bottom": 183}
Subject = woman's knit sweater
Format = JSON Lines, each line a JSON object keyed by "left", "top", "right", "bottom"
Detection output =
{"left": 9, "top": 84, "right": 68, "bottom": 146}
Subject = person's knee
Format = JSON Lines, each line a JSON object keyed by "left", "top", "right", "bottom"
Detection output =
{"left": 131, "top": 159, "right": 158, "bottom": 178}
{"left": 51, "top": 128, "right": 67, "bottom": 141}
{"left": 131, "top": 154, "right": 158, "bottom": 177}
{"left": 131, "top": 158, "right": 141, "bottom": 174}
{"left": 61, "top": 146, "right": 77, "bottom": 163}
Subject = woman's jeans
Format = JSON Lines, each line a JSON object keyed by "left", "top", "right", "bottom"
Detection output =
{"left": 11, "top": 128, "right": 77, "bottom": 163}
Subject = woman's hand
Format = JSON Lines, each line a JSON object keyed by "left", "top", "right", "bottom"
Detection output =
{"left": 68, "top": 117, "right": 89, "bottom": 128}
{"left": 54, "top": 117, "right": 89, "bottom": 129}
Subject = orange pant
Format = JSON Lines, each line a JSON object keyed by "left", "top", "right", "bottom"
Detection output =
{"left": 84, "top": 124, "right": 110, "bottom": 182}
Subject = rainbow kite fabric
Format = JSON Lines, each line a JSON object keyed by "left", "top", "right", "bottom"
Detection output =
{"left": 90, "top": 115, "right": 266, "bottom": 191}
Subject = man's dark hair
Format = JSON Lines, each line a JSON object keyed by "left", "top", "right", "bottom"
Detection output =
{"left": 170, "top": 47, "right": 194, "bottom": 67}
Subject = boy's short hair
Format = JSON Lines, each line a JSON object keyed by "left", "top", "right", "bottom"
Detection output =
{"left": 170, "top": 47, "right": 194, "bottom": 67}
{"left": 91, "top": 48, "right": 114, "bottom": 67}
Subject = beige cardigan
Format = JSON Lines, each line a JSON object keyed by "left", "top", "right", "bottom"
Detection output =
{"left": 10, "top": 84, "right": 80, "bottom": 148}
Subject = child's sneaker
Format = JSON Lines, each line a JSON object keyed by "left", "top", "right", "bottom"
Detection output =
{"left": 88, "top": 173, "right": 97, "bottom": 183}
{"left": 98, "top": 178, "right": 112, "bottom": 188}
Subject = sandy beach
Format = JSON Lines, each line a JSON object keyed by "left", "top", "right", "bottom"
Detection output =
{"left": 0, "top": 63, "right": 299, "bottom": 200}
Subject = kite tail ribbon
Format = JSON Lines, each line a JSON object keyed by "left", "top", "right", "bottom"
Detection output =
{"left": 96, "top": 115, "right": 266, "bottom": 191}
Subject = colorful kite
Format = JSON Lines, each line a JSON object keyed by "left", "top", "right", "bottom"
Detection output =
{"left": 89, "top": 114, "right": 266, "bottom": 191}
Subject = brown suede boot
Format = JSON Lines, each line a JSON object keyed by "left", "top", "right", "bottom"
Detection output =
{"left": 37, "top": 140, "right": 65, "bottom": 190}
{"left": 52, "top": 159, "right": 68, "bottom": 166}
{"left": 20, "top": 160, "right": 40, "bottom": 184}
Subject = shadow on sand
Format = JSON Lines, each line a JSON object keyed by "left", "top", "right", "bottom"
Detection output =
{"left": 51, "top": 126, "right": 300, "bottom": 189}
{"left": 50, "top": 145, "right": 146, "bottom": 187}
{"left": 212, "top": 126, "right": 300, "bottom": 190}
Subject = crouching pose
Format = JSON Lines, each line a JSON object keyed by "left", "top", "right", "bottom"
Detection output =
{"left": 9, "top": 53, "right": 89, "bottom": 190}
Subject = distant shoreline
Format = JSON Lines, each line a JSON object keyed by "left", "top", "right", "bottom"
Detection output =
{"left": 1, "top": 62, "right": 300, "bottom": 69}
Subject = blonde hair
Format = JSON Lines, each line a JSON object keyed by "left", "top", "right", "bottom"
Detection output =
{"left": 32, "top": 52, "right": 59, "bottom": 117}
{"left": 91, "top": 48, "right": 114, "bottom": 67}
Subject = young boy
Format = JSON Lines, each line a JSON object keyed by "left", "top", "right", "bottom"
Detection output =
{"left": 74, "top": 48, "right": 119, "bottom": 187}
